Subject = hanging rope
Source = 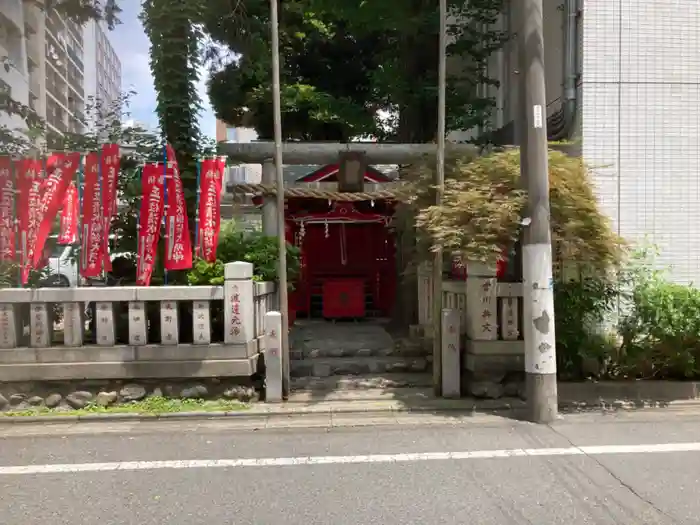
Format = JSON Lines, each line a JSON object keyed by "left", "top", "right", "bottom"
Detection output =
{"left": 229, "top": 183, "right": 408, "bottom": 202}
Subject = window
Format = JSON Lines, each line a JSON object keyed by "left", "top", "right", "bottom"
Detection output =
{"left": 226, "top": 127, "right": 238, "bottom": 141}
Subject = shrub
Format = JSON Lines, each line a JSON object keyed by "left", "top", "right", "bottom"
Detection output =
{"left": 187, "top": 221, "right": 301, "bottom": 287}
{"left": 554, "top": 274, "right": 618, "bottom": 379}
{"left": 405, "top": 148, "right": 623, "bottom": 272}
{"left": 617, "top": 249, "right": 700, "bottom": 379}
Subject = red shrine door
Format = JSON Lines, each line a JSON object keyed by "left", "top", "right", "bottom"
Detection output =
{"left": 296, "top": 221, "right": 395, "bottom": 319}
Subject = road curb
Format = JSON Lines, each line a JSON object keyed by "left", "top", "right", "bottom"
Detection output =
{"left": 2, "top": 396, "right": 700, "bottom": 424}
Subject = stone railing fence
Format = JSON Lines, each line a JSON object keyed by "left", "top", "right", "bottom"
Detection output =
{"left": 0, "top": 261, "right": 277, "bottom": 382}
{"left": 417, "top": 261, "right": 522, "bottom": 344}
{"left": 417, "top": 261, "right": 524, "bottom": 398}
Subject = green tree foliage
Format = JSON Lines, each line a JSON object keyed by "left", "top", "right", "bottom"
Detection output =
{"left": 140, "top": 0, "right": 205, "bottom": 218}
{"left": 204, "top": 0, "right": 507, "bottom": 142}
{"left": 406, "top": 149, "right": 623, "bottom": 270}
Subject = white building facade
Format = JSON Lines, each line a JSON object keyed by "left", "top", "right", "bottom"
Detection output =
{"left": 468, "top": 0, "right": 700, "bottom": 285}
{"left": 0, "top": 0, "right": 31, "bottom": 133}
{"left": 0, "top": 2, "right": 121, "bottom": 140}
{"left": 83, "top": 19, "right": 122, "bottom": 117}
{"left": 215, "top": 121, "right": 262, "bottom": 186}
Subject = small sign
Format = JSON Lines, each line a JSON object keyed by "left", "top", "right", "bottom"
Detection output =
{"left": 533, "top": 105, "right": 543, "bottom": 129}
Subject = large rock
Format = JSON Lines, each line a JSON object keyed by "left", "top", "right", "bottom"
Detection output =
{"left": 45, "top": 393, "right": 62, "bottom": 408}
{"left": 96, "top": 391, "right": 118, "bottom": 407}
{"left": 180, "top": 384, "right": 208, "bottom": 399}
{"left": 9, "top": 393, "right": 27, "bottom": 406}
{"left": 120, "top": 384, "right": 147, "bottom": 402}
{"left": 65, "top": 391, "right": 94, "bottom": 409}
{"left": 469, "top": 381, "right": 505, "bottom": 399}
{"left": 28, "top": 396, "right": 44, "bottom": 406}
{"left": 223, "top": 386, "right": 255, "bottom": 402}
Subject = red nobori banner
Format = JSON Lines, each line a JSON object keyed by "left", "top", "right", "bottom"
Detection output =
{"left": 80, "top": 153, "right": 104, "bottom": 277}
{"left": 136, "top": 163, "right": 165, "bottom": 286}
{"left": 58, "top": 182, "right": 78, "bottom": 245}
{"left": 197, "top": 158, "right": 224, "bottom": 262}
{"left": 32, "top": 152, "right": 80, "bottom": 269}
{"left": 100, "top": 143, "right": 120, "bottom": 272}
{"left": 0, "top": 156, "right": 15, "bottom": 261}
{"left": 164, "top": 163, "right": 193, "bottom": 271}
{"left": 16, "top": 159, "right": 43, "bottom": 284}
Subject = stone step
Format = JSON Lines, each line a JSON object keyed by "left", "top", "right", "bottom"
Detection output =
{"left": 290, "top": 357, "right": 431, "bottom": 377}
{"left": 287, "top": 386, "right": 436, "bottom": 403}
{"left": 290, "top": 373, "right": 433, "bottom": 391}
{"left": 289, "top": 345, "right": 430, "bottom": 360}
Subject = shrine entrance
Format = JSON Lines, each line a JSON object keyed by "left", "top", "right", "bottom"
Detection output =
{"left": 221, "top": 142, "right": 478, "bottom": 394}
{"left": 286, "top": 198, "right": 396, "bottom": 320}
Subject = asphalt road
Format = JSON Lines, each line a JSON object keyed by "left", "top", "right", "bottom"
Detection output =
{"left": 2, "top": 410, "right": 700, "bottom": 524}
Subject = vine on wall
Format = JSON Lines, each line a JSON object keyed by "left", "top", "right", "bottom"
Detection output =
{"left": 140, "top": 0, "right": 205, "bottom": 220}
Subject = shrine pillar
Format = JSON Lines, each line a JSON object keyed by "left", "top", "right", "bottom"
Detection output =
{"left": 261, "top": 159, "right": 278, "bottom": 236}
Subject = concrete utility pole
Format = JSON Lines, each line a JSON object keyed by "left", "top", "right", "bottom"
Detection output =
{"left": 269, "top": 0, "right": 290, "bottom": 397}
{"left": 518, "top": 0, "right": 558, "bottom": 423}
{"left": 432, "top": 0, "right": 447, "bottom": 395}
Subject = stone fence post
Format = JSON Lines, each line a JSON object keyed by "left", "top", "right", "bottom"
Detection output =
{"left": 441, "top": 308, "right": 461, "bottom": 398}
{"left": 264, "top": 311, "right": 283, "bottom": 402}
{"left": 224, "top": 261, "right": 255, "bottom": 345}
{"left": 465, "top": 261, "right": 499, "bottom": 341}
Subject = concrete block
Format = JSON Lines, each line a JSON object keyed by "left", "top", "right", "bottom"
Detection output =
{"left": 62, "top": 302, "right": 84, "bottom": 347}
{"left": 264, "top": 311, "right": 283, "bottom": 403}
{"left": 35, "top": 346, "right": 136, "bottom": 363}
{"left": 160, "top": 300, "right": 179, "bottom": 344}
{"left": 0, "top": 357, "right": 259, "bottom": 382}
{"left": 225, "top": 261, "right": 254, "bottom": 280}
{"left": 128, "top": 301, "right": 147, "bottom": 346}
{"left": 29, "top": 303, "right": 52, "bottom": 348}
{"left": 0, "top": 303, "right": 19, "bottom": 348}
{"left": 466, "top": 340, "right": 524, "bottom": 356}
{"left": 95, "top": 302, "right": 115, "bottom": 346}
{"left": 224, "top": 270, "right": 254, "bottom": 345}
{"left": 192, "top": 300, "right": 211, "bottom": 345}
{"left": 441, "top": 308, "right": 461, "bottom": 399}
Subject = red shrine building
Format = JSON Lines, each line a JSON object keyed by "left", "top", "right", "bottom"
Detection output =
{"left": 268, "top": 163, "right": 398, "bottom": 321}
{"left": 248, "top": 161, "right": 514, "bottom": 322}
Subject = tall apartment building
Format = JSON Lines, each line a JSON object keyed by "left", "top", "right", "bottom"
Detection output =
{"left": 0, "top": 1, "right": 121, "bottom": 139}
{"left": 0, "top": 0, "right": 31, "bottom": 133}
{"left": 83, "top": 19, "right": 122, "bottom": 118}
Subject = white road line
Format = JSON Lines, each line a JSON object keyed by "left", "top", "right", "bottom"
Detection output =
{"left": 2, "top": 442, "right": 700, "bottom": 476}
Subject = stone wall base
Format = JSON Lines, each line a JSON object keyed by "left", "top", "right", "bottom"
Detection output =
{"left": 462, "top": 351, "right": 525, "bottom": 399}
{"left": 0, "top": 377, "right": 260, "bottom": 413}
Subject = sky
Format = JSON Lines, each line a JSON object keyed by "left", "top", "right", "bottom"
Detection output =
{"left": 108, "top": 2, "right": 216, "bottom": 138}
